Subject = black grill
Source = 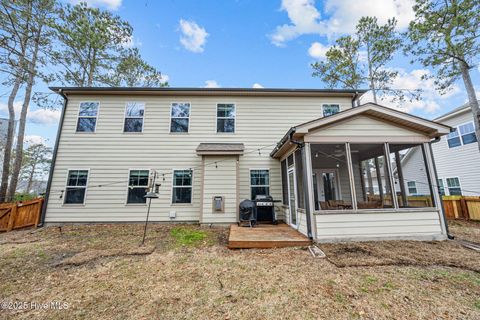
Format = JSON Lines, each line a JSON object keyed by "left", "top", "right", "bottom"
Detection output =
{"left": 238, "top": 199, "right": 256, "bottom": 227}
{"left": 253, "top": 195, "right": 278, "bottom": 224}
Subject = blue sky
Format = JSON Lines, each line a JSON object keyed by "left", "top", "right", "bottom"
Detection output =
{"left": 1, "top": 0, "right": 479, "bottom": 147}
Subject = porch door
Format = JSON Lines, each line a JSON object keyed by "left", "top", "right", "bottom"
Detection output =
{"left": 315, "top": 169, "right": 340, "bottom": 202}
{"left": 287, "top": 168, "right": 297, "bottom": 227}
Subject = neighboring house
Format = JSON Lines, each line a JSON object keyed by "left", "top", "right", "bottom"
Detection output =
{"left": 401, "top": 102, "right": 480, "bottom": 197}
{"left": 42, "top": 87, "right": 451, "bottom": 242}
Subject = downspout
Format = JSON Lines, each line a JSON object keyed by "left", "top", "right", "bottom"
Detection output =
{"left": 288, "top": 130, "right": 313, "bottom": 239}
{"left": 351, "top": 91, "right": 360, "bottom": 108}
{"left": 39, "top": 89, "right": 68, "bottom": 226}
{"left": 429, "top": 136, "right": 454, "bottom": 240}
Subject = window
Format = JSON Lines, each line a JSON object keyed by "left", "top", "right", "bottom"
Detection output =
{"left": 446, "top": 177, "right": 462, "bottom": 195}
{"left": 447, "top": 122, "right": 477, "bottom": 148}
{"left": 322, "top": 104, "right": 340, "bottom": 117}
{"left": 170, "top": 103, "right": 190, "bottom": 133}
{"left": 407, "top": 181, "right": 417, "bottom": 195}
{"left": 437, "top": 178, "right": 445, "bottom": 196}
{"left": 124, "top": 102, "right": 145, "bottom": 132}
{"left": 64, "top": 170, "right": 88, "bottom": 204}
{"left": 389, "top": 144, "right": 433, "bottom": 208}
{"left": 250, "top": 169, "right": 269, "bottom": 199}
{"left": 172, "top": 170, "right": 193, "bottom": 203}
{"left": 217, "top": 104, "right": 235, "bottom": 133}
{"left": 351, "top": 144, "right": 394, "bottom": 209}
{"left": 127, "top": 170, "right": 149, "bottom": 204}
{"left": 76, "top": 102, "right": 99, "bottom": 132}
{"left": 459, "top": 122, "right": 477, "bottom": 145}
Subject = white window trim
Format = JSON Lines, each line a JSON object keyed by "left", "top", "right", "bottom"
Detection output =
{"left": 125, "top": 168, "right": 151, "bottom": 205}
{"left": 170, "top": 168, "right": 194, "bottom": 205}
{"left": 445, "top": 176, "right": 462, "bottom": 196}
{"left": 322, "top": 104, "right": 340, "bottom": 117}
{"left": 216, "top": 103, "right": 236, "bottom": 134}
{"left": 123, "top": 102, "right": 146, "bottom": 133}
{"left": 169, "top": 102, "right": 191, "bottom": 134}
{"left": 249, "top": 168, "right": 270, "bottom": 199}
{"left": 63, "top": 168, "right": 90, "bottom": 206}
{"left": 76, "top": 102, "right": 100, "bottom": 133}
{"left": 446, "top": 121, "right": 477, "bottom": 148}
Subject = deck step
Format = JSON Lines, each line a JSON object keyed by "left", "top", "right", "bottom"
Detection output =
{"left": 228, "top": 223, "right": 311, "bottom": 249}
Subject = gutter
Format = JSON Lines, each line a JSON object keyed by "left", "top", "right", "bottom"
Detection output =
{"left": 39, "top": 89, "right": 68, "bottom": 227}
{"left": 351, "top": 91, "right": 360, "bottom": 108}
{"left": 429, "top": 136, "right": 453, "bottom": 240}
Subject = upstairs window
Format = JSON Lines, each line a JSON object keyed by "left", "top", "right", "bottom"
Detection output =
{"left": 127, "top": 170, "right": 149, "bottom": 204}
{"left": 77, "top": 102, "right": 99, "bottom": 132}
{"left": 447, "top": 122, "right": 477, "bottom": 148}
{"left": 446, "top": 177, "right": 462, "bottom": 195}
{"left": 217, "top": 104, "right": 235, "bottom": 133}
{"left": 64, "top": 170, "right": 89, "bottom": 204}
{"left": 124, "top": 102, "right": 145, "bottom": 132}
{"left": 322, "top": 104, "right": 340, "bottom": 117}
{"left": 459, "top": 122, "right": 477, "bottom": 145}
{"left": 172, "top": 170, "right": 193, "bottom": 204}
{"left": 170, "top": 103, "right": 190, "bottom": 133}
{"left": 250, "top": 169, "right": 270, "bottom": 199}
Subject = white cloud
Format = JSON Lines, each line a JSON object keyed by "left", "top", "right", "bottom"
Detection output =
{"left": 0, "top": 102, "right": 60, "bottom": 125}
{"left": 252, "top": 83, "right": 264, "bottom": 88}
{"left": 308, "top": 42, "right": 330, "bottom": 60}
{"left": 121, "top": 35, "right": 142, "bottom": 49}
{"left": 160, "top": 74, "right": 169, "bottom": 84}
{"left": 271, "top": 0, "right": 325, "bottom": 46}
{"left": 27, "top": 108, "right": 61, "bottom": 125}
{"left": 271, "top": 0, "right": 415, "bottom": 45}
{"left": 70, "top": 0, "right": 122, "bottom": 10}
{"left": 360, "top": 68, "right": 461, "bottom": 113}
{"left": 25, "top": 135, "right": 46, "bottom": 145}
{"left": 179, "top": 19, "right": 209, "bottom": 53}
{"left": 204, "top": 80, "right": 220, "bottom": 88}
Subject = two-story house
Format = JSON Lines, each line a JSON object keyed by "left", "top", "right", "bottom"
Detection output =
{"left": 41, "top": 87, "right": 452, "bottom": 242}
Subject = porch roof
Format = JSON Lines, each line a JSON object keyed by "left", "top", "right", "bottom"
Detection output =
{"left": 270, "top": 102, "right": 453, "bottom": 159}
{"left": 196, "top": 143, "right": 245, "bottom": 155}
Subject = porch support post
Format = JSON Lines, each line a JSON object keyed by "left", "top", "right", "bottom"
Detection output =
{"left": 374, "top": 157, "right": 384, "bottom": 199}
{"left": 425, "top": 142, "right": 449, "bottom": 237}
{"left": 303, "top": 143, "right": 316, "bottom": 239}
{"left": 384, "top": 143, "right": 399, "bottom": 209}
{"left": 345, "top": 143, "right": 357, "bottom": 210}
{"left": 395, "top": 151, "right": 408, "bottom": 207}
{"left": 301, "top": 143, "right": 314, "bottom": 239}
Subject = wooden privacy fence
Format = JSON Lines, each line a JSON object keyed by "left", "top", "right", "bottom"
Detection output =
{"left": 0, "top": 198, "right": 43, "bottom": 232}
{"left": 442, "top": 196, "right": 480, "bottom": 221}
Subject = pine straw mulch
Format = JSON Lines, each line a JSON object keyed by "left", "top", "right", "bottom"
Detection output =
{"left": 0, "top": 221, "right": 479, "bottom": 320}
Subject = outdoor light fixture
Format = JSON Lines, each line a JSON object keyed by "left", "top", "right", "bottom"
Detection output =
{"left": 141, "top": 171, "right": 158, "bottom": 246}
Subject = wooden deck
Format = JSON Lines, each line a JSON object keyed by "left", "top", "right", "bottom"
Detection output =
{"left": 228, "top": 223, "right": 311, "bottom": 249}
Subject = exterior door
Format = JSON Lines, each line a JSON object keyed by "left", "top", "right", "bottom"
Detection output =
{"left": 315, "top": 169, "right": 340, "bottom": 202}
{"left": 287, "top": 168, "right": 297, "bottom": 227}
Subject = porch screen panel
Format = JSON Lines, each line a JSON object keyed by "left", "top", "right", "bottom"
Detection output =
{"left": 350, "top": 144, "right": 394, "bottom": 209}
{"left": 389, "top": 144, "right": 434, "bottom": 208}
{"left": 310, "top": 144, "right": 353, "bottom": 210}
{"left": 294, "top": 150, "right": 305, "bottom": 209}
{"left": 281, "top": 159, "right": 289, "bottom": 205}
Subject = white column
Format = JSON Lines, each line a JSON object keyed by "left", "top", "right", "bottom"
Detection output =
{"left": 304, "top": 143, "right": 317, "bottom": 239}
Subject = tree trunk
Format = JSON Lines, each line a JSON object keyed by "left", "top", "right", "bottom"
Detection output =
{"left": 460, "top": 61, "right": 480, "bottom": 152}
{"left": 8, "top": 25, "right": 42, "bottom": 200}
{"left": 0, "top": 80, "right": 22, "bottom": 202}
{"left": 26, "top": 162, "right": 36, "bottom": 193}
{"left": 366, "top": 43, "right": 377, "bottom": 104}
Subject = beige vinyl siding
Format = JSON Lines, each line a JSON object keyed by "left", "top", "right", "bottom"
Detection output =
{"left": 314, "top": 211, "right": 444, "bottom": 242}
{"left": 304, "top": 115, "right": 430, "bottom": 143}
{"left": 398, "top": 148, "right": 431, "bottom": 196}
{"left": 201, "top": 156, "right": 237, "bottom": 223}
{"left": 297, "top": 211, "right": 309, "bottom": 236}
{"left": 431, "top": 110, "right": 480, "bottom": 196}
{"left": 45, "top": 95, "right": 353, "bottom": 223}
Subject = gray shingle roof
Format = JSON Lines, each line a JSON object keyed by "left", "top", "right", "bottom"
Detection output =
{"left": 196, "top": 143, "right": 245, "bottom": 155}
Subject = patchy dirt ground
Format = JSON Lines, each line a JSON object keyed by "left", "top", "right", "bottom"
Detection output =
{"left": 0, "top": 221, "right": 479, "bottom": 320}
